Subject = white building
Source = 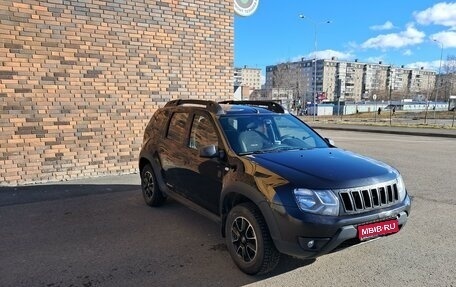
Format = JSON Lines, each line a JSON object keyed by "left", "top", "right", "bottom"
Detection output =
{"left": 265, "top": 59, "right": 436, "bottom": 104}
{"left": 234, "top": 66, "right": 262, "bottom": 90}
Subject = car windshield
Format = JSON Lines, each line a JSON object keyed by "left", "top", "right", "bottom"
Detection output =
{"left": 219, "top": 114, "right": 329, "bottom": 154}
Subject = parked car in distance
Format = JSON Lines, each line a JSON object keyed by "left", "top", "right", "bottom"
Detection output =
{"left": 139, "top": 100, "right": 411, "bottom": 275}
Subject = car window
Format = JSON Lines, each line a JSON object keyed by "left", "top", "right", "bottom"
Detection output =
{"left": 274, "top": 116, "right": 312, "bottom": 141}
{"left": 167, "top": 112, "right": 188, "bottom": 142}
{"left": 189, "top": 114, "right": 218, "bottom": 149}
{"left": 273, "top": 115, "right": 328, "bottom": 149}
{"left": 146, "top": 110, "right": 167, "bottom": 138}
{"left": 220, "top": 114, "right": 328, "bottom": 154}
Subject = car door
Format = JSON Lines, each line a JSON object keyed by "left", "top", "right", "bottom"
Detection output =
{"left": 179, "top": 112, "right": 225, "bottom": 214}
{"left": 159, "top": 111, "right": 190, "bottom": 193}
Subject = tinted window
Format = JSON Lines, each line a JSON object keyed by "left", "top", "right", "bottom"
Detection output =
{"left": 274, "top": 116, "right": 313, "bottom": 142}
{"left": 219, "top": 114, "right": 328, "bottom": 154}
{"left": 167, "top": 112, "right": 188, "bottom": 142}
{"left": 189, "top": 114, "right": 218, "bottom": 149}
{"left": 147, "top": 110, "right": 167, "bottom": 138}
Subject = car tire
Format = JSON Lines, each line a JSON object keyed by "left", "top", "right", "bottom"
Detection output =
{"left": 225, "top": 202, "right": 280, "bottom": 275}
{"left": 141, "top": 164, "right": 165, "bottom": 207}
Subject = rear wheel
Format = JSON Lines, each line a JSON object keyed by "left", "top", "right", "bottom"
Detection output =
{"left": 225, "top": 203, "right": 280, "bottom": 275}
{"left": 141, "top": 164, "right": 165, "bottom": 207}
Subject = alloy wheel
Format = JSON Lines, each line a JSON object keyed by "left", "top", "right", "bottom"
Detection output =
{"left": 142, "top": 170, "right": 155, "bottom": 200}
{"left": 230, "top": 216, "right": 258, "bottom": 263}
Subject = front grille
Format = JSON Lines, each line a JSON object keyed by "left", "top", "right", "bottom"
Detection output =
{"left": 338, "top": 180, "right": 399, "bottom": 213}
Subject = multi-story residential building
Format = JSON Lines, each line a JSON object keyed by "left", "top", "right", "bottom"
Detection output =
{"left": 234, "top": 66, "right": 262, "bottom": 90}
{"left": 265, "top": 59, "right": 437, "bottom": 103}
{"left": 381, "top": 66, "right": 409, "bottom": 97}
{"left": 409, "top": 68, "right": 438, "bottom": 95}
{"left": 332, "top": 60, "right": 364, "bottom": 101}
{"left": 363, "top": 63, "right": 390, "bottom": 97}
{"left": 265, "top": 60, "right": 312, "bottom": 102}
{"left": 234, "top": 68, "right": 243, "bottom": 87}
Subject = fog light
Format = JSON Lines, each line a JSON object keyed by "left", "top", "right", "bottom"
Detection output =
{"left": 307, "top": 240, "right": 315, "bottom": 248}
{"left": 299, "top": 237, "right": 330, "bottom": 251}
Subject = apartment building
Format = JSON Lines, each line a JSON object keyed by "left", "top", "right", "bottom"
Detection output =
{"left": 265, "top": 60, "right": 312, "bottom": 102}
{"left": 234, "top": 66, "right": 262, "bottom": 90}
{"left": 363, "top": 63, "right": 390, "bottom": 95}
{"left": 409, "top": 68, "right": 436, "bottom": 94}
{"left": 265, "top": 59, "right": 436, "bottom": 103}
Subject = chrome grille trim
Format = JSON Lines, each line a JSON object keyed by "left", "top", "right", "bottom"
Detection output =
{"left": 336, "top": 179, "right": 400, "bottom": 214}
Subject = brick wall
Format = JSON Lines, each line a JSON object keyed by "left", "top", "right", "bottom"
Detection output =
{"left": 0, "top": 0, "right": 233, "bottom": 185}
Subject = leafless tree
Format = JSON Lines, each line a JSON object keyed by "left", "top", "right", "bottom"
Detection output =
{"left": 443, "top": 55, "right": 456, "bottom": 74}
{"left": 441, "top": 54, "right": 456, "bottom": 100}
{"left": 269, "top": 62, "right": 308, "bottom": 109}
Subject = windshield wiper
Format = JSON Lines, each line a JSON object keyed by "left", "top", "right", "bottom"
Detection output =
{"left": 238, "top": 146, "right": 308, "bottom": 156}
{"left": 257, "top": 146, "right": 303, "bottom": 153}
{"left": 238, "top": 149, "right": 280, "bottom": 155}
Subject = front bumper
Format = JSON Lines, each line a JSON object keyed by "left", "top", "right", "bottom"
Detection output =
{"left": 264, "top": 194, "right": 411, "bottom": 259}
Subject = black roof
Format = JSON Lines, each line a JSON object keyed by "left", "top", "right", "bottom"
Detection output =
{"left": 164, "top": 100, "right": 287, "bottom": 115}
{"left": 220, "top": 104, "right": 278, "bottom": 115}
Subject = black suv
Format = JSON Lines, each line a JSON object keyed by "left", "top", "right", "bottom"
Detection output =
{"left": 139, "top": 100, "right": 411, "bottom": 275}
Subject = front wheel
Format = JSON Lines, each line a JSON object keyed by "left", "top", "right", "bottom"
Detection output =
{"left": 140, "top": 164, "right": 165, "bottom": 207}
{"left": 225, "top": 203, "right": 280, "bottom": 275}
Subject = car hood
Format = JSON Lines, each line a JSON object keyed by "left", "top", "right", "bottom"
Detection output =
{"left": 247, "top": 148, "right": 397, "bottom": 189}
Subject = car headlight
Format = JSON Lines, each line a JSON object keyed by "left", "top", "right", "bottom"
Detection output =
{"left": 293, "top": 188, "right": 339, "bottom": 216}
{"left": 396, "top": 174, "right": 406, "bottom": 202}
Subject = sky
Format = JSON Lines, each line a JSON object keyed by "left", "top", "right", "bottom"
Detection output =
{"left": 234, "top": 0, "right": 456, "bottom": 80}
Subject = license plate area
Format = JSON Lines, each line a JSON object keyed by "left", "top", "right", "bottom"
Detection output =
{"left": 357, "top": 219, "right": 399, "bottom": 240}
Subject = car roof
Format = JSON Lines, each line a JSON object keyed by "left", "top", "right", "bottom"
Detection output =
{"left": 163, "top": 100, "right": 287, "bottom": 116}
{"left": 220, "top": 104, "right": 277, "bottom": 115}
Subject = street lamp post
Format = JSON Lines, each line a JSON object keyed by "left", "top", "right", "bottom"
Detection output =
{"left": 299, "top": 15, "right": 330, "bottom": 121}
{"left": 424, "top": 80, "right": 431, "bottom": 124}
{"left": 373, "top": 94, "right": 377, "bottom": 122}
{"left": 389, "top": 74, "right": 393, "bottom": 126}
{"left": 433, "top": 39, "right": 443, "bottom": 124}
{"left": 388, "top": 66, "right": 394, "bottom": 126}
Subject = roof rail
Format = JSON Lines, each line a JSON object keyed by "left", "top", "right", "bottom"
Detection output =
{"left": 165, "top": 99, "right": 224, "bottom": 115}
{"left": 219, "top": 100, "right": 287, "bottom": 114}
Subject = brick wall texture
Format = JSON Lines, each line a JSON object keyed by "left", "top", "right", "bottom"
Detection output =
{"left": 0, "top": 0, "right": 233, "bottom": 185}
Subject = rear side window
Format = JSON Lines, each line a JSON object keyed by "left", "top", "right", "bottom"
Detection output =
{"left": 167, "top": 112, "right": 188, "bottom": 142}
{"left": 146, "top": 110, "right": 167, "bottom": 137}
{"left": 143, "top": 110, "right": 168, "bottom": 144}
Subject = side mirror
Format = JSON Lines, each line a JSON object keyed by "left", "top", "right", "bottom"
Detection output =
{"left": 199, "top": 144, "right": 219, "bottom": 158}
{"left": 325, "top": 138, "right": 335, "bottom": 146}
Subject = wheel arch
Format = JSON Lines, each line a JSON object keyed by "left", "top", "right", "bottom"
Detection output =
{"left": 139, "top": 157, "right": 151, "bottom": 173}
{"left": 220, "top": 182, "right": 280, "bottom": 241}
{"left": 139, "top": 152, "right": 168, "bottom": 192}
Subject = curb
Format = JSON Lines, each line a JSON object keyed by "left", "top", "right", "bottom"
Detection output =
{"left": 310, "top": 124, "right": 456, "bottom": 138}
